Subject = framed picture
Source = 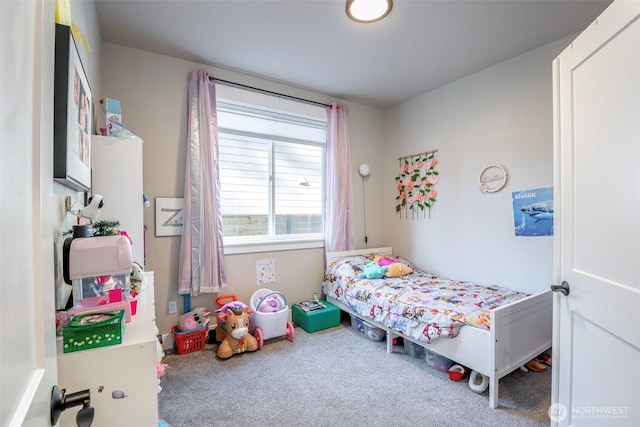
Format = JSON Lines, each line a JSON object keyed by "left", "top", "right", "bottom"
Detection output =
{"left": 53, "top": 24, "right": 92, "bottom": 192}
{"left": 155, "top": 197, "right": 185, "bottom": 236}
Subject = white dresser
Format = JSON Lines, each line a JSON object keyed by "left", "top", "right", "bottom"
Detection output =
{"left": 56, "top": 273, "right": 159, "bottom": 426}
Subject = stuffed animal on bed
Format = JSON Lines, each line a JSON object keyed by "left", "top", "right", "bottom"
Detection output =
{"left": 374, "top": 255, "right": 399, "bottom": 266}
{"left": 384, "top": 262, "right": 414, "bottom": 278}
{"left": 358, "top": 262, "right": 388, "bottom": 279}
{"left": 216, "top": 305, "right": 259, "bottom": 359}
{"left": 177, "top": 307, "right": 210, "bottom": 332}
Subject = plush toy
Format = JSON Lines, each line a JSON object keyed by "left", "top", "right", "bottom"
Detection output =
{"left": 374, "top": 255, "right": 398, "bottom": 266}
{"left": 217, "top": 305, "right": 259, "bottom": 359}
{"left": 130, "top": 261, "right": 147, "bottom": 293}
{"left": 385, "top": 262, "right": 414, "bottom": 278}
{"left": 177, "top": 307, "right": 210, "bottom": 332}
{"left": 358, "top": 262, "right": 388, "bottom": 279}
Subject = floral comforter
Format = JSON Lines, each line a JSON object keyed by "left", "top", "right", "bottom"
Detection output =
{"left": 321, "top": 254, "right": 530, "bottom": 343}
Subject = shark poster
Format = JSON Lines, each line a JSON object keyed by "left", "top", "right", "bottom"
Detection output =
{"left": 512, "top": 187, "right": 553, "bottom": 236}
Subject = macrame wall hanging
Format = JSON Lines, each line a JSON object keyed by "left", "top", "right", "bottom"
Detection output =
{"left": 395, "top": 149, "right": 439, "bottom": 219}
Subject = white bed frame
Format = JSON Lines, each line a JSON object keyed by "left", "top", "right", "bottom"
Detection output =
{"left": 325, "top": 247, "right": 552, "bottom": 409}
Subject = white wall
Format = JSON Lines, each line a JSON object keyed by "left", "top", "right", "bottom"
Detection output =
{"left": 52, "top": 0, "right": 104, "bottom": 309}
{"left": 100, "top": 43, "right": 385, "bottom": 334}
{"left": 382, "top": 36, "right": 574, "bottom": 294}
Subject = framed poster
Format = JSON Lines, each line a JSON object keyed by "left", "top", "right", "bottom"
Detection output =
{"left": 53, "top": 24, "right": 92, "bottom": 192}
{"left": 155, "top": 198, "right": 185, "bottom": 236}
{"left": 512, "top": 187, "right": 554, "bottom": 236}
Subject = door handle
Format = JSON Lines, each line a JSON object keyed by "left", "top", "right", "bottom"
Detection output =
{"left": 51, "top": 385, "right": 94, "bottom": 426}
{"left": 551, "top": 281, "right": 570, "bottom": 296}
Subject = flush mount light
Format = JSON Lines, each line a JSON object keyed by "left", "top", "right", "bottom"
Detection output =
{"left": 346, "top": 0, "right": 393, "bottom": 23}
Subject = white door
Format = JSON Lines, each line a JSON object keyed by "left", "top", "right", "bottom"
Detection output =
{"left": 1, "top": 1, "right": 59, "bottom": 425}
{"left": 552, "top": 1, "right": 640, "bottom": 426}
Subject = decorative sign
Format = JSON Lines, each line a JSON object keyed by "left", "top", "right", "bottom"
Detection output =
{"left": 155, "top": 197, "right": 184, "bottom": 236}
{"left": 479, "top": 164, "right": 509, "bottom": 193}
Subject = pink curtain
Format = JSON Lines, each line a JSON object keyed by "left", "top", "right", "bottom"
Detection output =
{"left": 178, "top": 70, "right": 226, "bottom": 295}
{"left": 324, "top": 103, "right": 355, "bottom": 254}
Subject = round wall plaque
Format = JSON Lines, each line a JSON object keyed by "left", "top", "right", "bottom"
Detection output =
{"left": 479, "top": 164, "right": 509, "bottom": 193}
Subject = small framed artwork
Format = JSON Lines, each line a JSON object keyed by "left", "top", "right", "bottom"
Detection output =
{"left": 53, "top": 24, "right": 92, "bottom": 192}
{"left": 155, "top": 197, "right": 185, "bottom": 236}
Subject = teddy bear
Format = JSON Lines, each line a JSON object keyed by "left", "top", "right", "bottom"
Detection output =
{"left": 384, "top": 262, "right": 414, "bottom": 278}
{"left": 358, "top": 262, "right": 387, "bottom": 279}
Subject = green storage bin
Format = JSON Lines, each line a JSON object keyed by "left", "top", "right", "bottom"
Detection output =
{"left": 292, "top": 299, "right": 340, "bottom": 333}
{"left": 62, "top": 310, "right": 125, "bottom": 353}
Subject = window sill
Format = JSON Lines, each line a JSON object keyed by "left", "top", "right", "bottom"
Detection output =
{"left": 223, "top": 238, "right": 324, "bottom": 255}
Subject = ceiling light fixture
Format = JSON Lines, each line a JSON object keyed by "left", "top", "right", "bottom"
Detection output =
{"left": 346, "top": 0, "right": 393, "bottom": 24}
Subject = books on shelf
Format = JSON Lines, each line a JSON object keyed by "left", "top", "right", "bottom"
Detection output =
{"left": 295, "top": 299, "right": 326, "bottom": 313}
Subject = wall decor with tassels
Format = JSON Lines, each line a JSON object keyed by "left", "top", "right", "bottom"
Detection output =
{"left": 395, "top": 149, "right": 439, "bottom": 219}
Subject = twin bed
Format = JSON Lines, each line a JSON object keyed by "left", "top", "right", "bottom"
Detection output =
{"left": 321, "top": 247, "right": 552, "bottom": 409}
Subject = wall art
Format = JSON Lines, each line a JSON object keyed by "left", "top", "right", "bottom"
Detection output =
{"left": 512, "top": 187, "right": 554, "bottom": 236}
{"left": 395, "top": 149, "right": 439, "bottom": 219}
{"left": 53, "top": 24, "right": 92, "bottom": 192}
{"left": 479, "top": 164, "right": 509, "bottom": 193}
{"left": 155, "top": 197, "right": 184, "bottom": 236}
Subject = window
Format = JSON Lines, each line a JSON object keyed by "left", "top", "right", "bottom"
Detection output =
{"left": 217, "top": 101, "right": 326, "bottom": 253}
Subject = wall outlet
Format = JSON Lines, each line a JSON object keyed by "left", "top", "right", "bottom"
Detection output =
{"left": 168, "top": 300, "right": 177, "bottom": 314}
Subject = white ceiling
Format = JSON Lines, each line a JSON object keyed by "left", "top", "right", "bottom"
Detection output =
{"left": 94, "top": 0, "right": 611, "bottom": 109}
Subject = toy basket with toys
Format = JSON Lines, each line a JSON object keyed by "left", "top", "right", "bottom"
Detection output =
{"left": 250, "top": 288, "right": 295, "bottom": 349}
{"left": 171, "top": 325, "right": 207, "bottom": 355}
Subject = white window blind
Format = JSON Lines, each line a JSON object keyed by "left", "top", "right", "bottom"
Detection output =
{"left": 217, "top": 100, "right": 326, "bottom": 251}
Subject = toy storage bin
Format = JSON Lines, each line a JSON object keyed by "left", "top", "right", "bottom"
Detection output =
{"left": 403, "top": 340, "right": 426, "bottom": 358}
{"left": 292, "top": 299, "right": 340, "bottom": 333}
{"left": 363, "top": 322, "right": 386, "bottom": 341}
{"left": 172, "top": 326, "right": 207, "bottom": 355}
{"left": 424, "top": 350, "right": 454, "bottom": 372}
{"left": 250, "top": 289, "right": 288, "bottom": 340}
{"left": 253, "top": 304, "right": 289, "bottom": 339}
{"left": 350, "top": 314, "right": 365, "bottom": 333}
{"left": 62, "top": 310, "right": 125, "bottom": 353}
{"left": 250, "top": 289, "right": 295, "bottom": 346}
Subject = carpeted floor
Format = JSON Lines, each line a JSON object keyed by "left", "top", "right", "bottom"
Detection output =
{"left": 158, "top": 318, "right": 551, "bottom": 427}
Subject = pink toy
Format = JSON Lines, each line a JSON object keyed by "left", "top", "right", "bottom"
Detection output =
{"left": 177, "top": 307, "right": 210, "bottom": 332}
{"left": 375, "top": 255, "right": 398, "bottom": 266}
{"left": 257, "top": 294, "right": 285, "bottom": 312}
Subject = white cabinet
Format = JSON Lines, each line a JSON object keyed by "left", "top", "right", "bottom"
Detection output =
{"left": 91, "top": 135, "right": 145, "bottom": 266}
{"left": 56, "top": 274, "right": 159, "bottom": 427}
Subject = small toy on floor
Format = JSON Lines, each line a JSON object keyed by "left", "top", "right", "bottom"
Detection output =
{"left": 539, "top": 353, "right": 552, "bottom": 366}
{"left": 216, "top": 304, "right": 258, "bottom": 359}
{"left": 525, "top": 358, "right": 547, "bottom": 372}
